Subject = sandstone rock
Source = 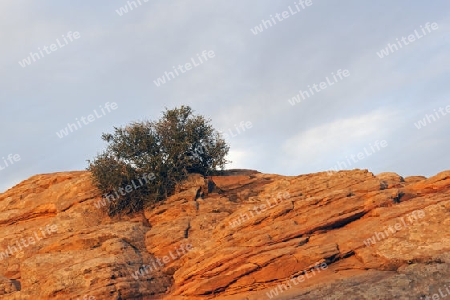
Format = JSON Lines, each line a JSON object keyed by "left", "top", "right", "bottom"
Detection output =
{"left": 0, "top": 169, "right": 449, "bottom": 299}
{"left": 0, "top": 276, "right": 19, "bottom": 295}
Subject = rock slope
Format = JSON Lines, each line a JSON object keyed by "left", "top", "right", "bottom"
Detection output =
{"left": 0, "top": 169, "right": 449, "bottom": 299}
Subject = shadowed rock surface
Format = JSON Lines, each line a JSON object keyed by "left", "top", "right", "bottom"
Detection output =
{"left": 0, "top": 169, "right": 449, "bottom": 299}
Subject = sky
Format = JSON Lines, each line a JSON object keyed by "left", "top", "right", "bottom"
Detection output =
{"left": 1, "top": 0, "right": 449, "bottom": 193}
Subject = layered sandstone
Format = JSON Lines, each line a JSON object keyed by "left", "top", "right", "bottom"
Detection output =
{"left": 0, "top": 169, "right": 449, "bottom": 299}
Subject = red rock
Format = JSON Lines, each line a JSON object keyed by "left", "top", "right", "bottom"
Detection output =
{"left": 0, "top": 169, "right": 449, "bottom": 299}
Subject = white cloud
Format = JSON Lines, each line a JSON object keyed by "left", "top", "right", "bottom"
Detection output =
{"left": 281, "top": 109, "right": 397, "bottom": 171}
{"left": 225, "top": 149, "right": 250, "bottom": 169}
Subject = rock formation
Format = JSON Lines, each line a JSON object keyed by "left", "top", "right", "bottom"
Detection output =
{"left": 0, "top": 169, "right": 449, "bottom": 299}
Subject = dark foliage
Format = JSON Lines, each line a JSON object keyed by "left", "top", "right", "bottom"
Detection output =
{"left": 87, "top": 106, "right": 229, "bottom": 215}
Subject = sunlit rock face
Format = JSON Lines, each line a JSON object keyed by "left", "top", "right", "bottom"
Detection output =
{"left": 0, "top": 169, "right": 449, "bottom": 299}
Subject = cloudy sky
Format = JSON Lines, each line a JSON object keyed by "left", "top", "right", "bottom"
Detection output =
{"left": 1, "top": 0, "right": 449, "bottom": 192}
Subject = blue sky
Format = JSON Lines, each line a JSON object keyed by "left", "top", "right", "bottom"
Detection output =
{"left": 1, "top": 0, "right": 449, "bottom": 192}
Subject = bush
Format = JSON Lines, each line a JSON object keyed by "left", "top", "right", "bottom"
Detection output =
{"left": 87, "top": 106, "right": 230, "bottom": 216}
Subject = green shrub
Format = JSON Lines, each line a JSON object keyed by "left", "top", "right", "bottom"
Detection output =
{"left": 87, "top": 106, "right": 229, "bottom": 215}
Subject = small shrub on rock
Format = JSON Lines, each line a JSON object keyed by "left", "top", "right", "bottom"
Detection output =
{"left": 87, "top": 106, "right": 229, "bottom": 215}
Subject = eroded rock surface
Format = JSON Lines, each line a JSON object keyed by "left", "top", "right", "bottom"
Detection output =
{"left": 0, "top": 169, "right": 449, "bottom": 299}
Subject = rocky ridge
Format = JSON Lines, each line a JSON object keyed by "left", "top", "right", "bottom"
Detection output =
{"left": 0, "top": 169, "right": 449, "bottom": 299}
